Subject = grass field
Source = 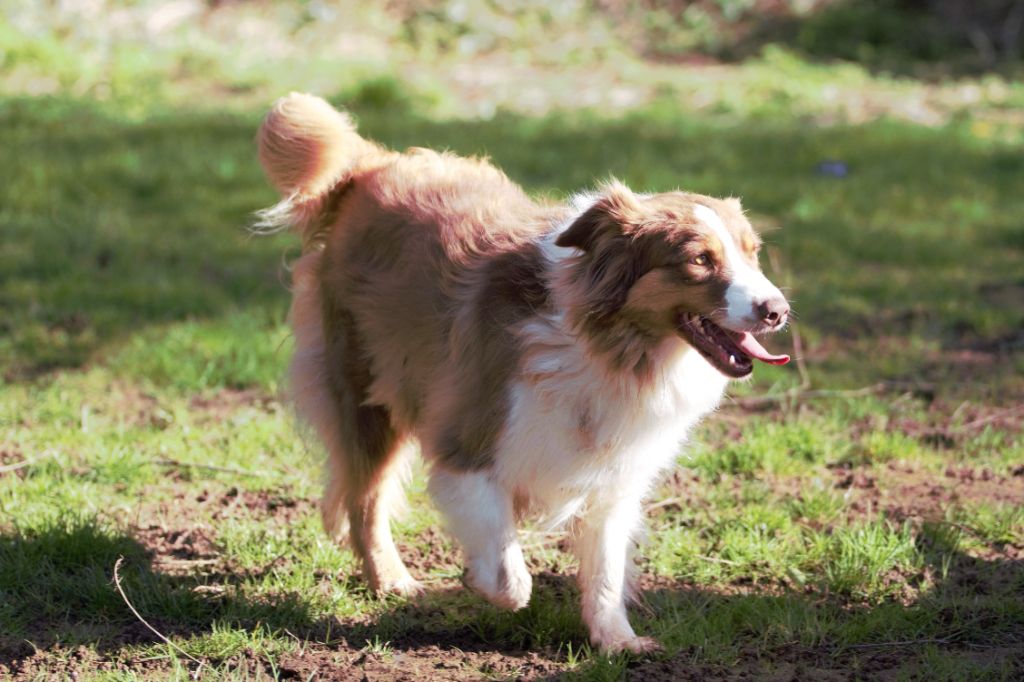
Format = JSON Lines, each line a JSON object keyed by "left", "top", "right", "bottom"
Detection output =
{"left": 2, "top": 3, "right": 1024, "bottom": 680}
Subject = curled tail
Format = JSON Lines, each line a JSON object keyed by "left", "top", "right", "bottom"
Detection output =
{"left": 255, "top": 93, "right": 375, "bottom": 246}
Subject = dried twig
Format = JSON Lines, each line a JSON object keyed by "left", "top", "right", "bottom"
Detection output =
{"left": 645, "top": 496, "right": 685, "bottom": 513}
{"left": 152, "top": 458, "right": 266, "bottom": 477}
{"left": 0, "top": 459, "right": 33, "bottom": 474}
{"left": 152, "top": 557, "right": 220, "bottom": 568}
{"left": 520, "top": 531, "right": 565, "bottom": 551}
{"left": 725, "top": 383, "right": 890, "bottom": 409}
{"left": 844, "top": 633, "right": 959, "bottom": 650}
{"left": 789, "top": 322, "right": 812, "bottom": 392}
{"left": 766, "top": 247, "right": 810, "bottom": 390}
{"left": 695, "top": 554, "right": 740, "bottom": 566}
{"left": 112, "top": 557, "right": 205, "bottom": 677}
{"left": 951, "top": 405, "right": 1024, "bottom": 434}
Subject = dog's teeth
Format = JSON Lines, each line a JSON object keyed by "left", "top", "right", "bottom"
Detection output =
{"left": 729, "top": 355, "right": 736, "bottom": 365}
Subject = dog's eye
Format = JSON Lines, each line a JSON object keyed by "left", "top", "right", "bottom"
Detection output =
{"left": 690, "top": 253, "right": 711, "bottom": 267}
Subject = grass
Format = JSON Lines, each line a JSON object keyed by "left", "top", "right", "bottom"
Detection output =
{"left": 2, "top": 3, "right": 1023, "bottom": 679}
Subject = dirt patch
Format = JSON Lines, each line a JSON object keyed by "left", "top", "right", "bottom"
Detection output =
{"left": 626, "top": 642, "right": 1024, "bottom": 682}
{"left": 0, "top": 449, "right": 25, "bottom": 466}
{"left": 92, "top": 385, "right": 279, "bottom": 431}
{"left": 129, "top": 486, "right": 317, "bottom": 577}
{"left": 139, "top": 485, "right": 317, "bottom": 529}
{"left": 105, "top": 383, "right": 171, "bottom": 429}
{"left": 891, "top": 400, "right": 1023, "bottom": 451}
{"left": 188, "top": 388, "right": 281, "bottom": 424}
{"left": 1, "top": 646, "right": 101, "bottom": 681}
{"left": 204, "top": 486, "right": 316, "bottom": 525}
{"left": 397, "top": 526, "right": 462, "bottom": 578}
{"left": 135, "top": 519, "right": 216, "bottom": 559}
{"left": 1, "top": 637, "right": 186, "bottom": 681}
{"left": 275, "top": 645, "right": 565, "bottom": 681}
{"left": 831, "top": 460, "right": 1024, "bottom": 526}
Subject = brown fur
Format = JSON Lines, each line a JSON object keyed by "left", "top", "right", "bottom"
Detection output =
{"left": 312, "top": 149, "right": 560, "bottom": 470}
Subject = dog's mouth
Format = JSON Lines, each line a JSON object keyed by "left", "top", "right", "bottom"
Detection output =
{"left": 676, "top": 313, "right": 790, "bottom": 378}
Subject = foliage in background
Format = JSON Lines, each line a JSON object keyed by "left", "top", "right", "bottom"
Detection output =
{"left": 4, "top": 0, "right": 1024, "bottom": 124}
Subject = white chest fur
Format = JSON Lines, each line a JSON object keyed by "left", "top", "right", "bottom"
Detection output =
{"left": 494, "top": 318, "right": 728, "bottom": 527}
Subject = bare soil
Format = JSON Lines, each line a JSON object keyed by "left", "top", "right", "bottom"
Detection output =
{"left": 834, "top": 460, "right": 1024, "bottom": 527}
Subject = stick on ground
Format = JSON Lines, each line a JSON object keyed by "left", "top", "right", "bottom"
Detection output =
{"left": 112, "top": 556, "right": 205, "bottom": 678}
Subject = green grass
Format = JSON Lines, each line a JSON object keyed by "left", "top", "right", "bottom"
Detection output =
{"left": 2, "top": 6, "right": 1024, "bottom": 678}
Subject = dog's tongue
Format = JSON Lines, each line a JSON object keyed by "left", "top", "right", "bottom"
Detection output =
{"left": 732, "top": 332, "right": 790, "bottom": 365}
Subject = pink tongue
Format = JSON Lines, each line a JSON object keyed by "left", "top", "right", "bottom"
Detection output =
{"left": 732, "top": 332, "right": 790, "bottom": 365}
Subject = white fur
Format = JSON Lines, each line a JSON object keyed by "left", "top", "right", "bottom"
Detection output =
{"left": 428, "top": 469, "right": 532, "bottom": 610}
{"left": 693, "top": 203, "right": 783, "bottom": 329}
{"left": 492, "top": 326, "right": 724, "bottom": 648}
{"left": 472, "top": 203, "right": 729, "bottom": 648}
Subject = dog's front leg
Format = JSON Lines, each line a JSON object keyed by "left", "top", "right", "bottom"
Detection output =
{"left": 428, "top": 468, "right": 532, "bottom": 610}
{"left": 575, "top": 496, "right": 660, "bottom": 654}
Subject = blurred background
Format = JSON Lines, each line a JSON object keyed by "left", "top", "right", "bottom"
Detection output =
{"left": 1, "top": 2, "right": 1022, "bottom": 679}
{"left": 2, "top": 0, "right": 1022, "bottom": 394}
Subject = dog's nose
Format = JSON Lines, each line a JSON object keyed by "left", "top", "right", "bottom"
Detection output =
{"left": 756, "top": 297, "right": 789, "bottom": 326}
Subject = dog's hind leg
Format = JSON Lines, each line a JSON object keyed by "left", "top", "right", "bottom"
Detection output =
{"left": 290, "top": 255, "right": 420, "bottom": 596}
{"left": 314, "top": 375, "right": 421, "bottom": 596}
{"left": 320, "top": 356, "right": 421, "bottom": 597}
{"left": 428, "top": 468, "right": 532, "bottom": 610}
{"left": 301, "top": 372, "right": 421, "bottom": 596}
{"left": 335, "top": 428, "right": 420, "bottom": 597}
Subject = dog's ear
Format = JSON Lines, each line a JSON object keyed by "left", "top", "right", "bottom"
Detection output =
{"left": 555, "top": 184, "right": 640, "bottom": 251}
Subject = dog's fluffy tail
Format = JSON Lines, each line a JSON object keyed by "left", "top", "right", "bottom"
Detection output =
{"left": 255, "top": 93, "right": 374, "bottom": 245}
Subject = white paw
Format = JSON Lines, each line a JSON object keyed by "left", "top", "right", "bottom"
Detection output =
{"left": 496, "top": 555, "right": 533, "bottom": 610}
{"left": 464, "top": 548, "right": 532, "bottom": 610}
{"left": 597, "top": 635, "right": 662, "bottom": 655}
{"left": 589, "top": 620, "right": 662, "bottom": 655}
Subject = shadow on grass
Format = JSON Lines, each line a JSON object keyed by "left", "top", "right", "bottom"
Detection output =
{"left": 0, "top": 518, "right": 1021, "bottom": 678}
{"left": 2, "top": 95, "right": 1022, "bottom": 393}
{"left": 0, "top": 518, "right": 324, "bottom": 667}
{"left": 703, "top": 1, "right": 1023, "bottom": 78}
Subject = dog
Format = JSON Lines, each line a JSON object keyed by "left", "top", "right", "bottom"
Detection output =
{"left": 256, "top": 93, "right": 790, "bottom": 653}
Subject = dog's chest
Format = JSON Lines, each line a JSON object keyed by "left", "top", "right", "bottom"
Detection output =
{"left": 495, "top": 330, "right": 728, "bottom": 518}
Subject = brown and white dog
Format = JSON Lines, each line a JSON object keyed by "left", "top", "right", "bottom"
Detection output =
{"left": 256, "top": 93, "right": 790, "bottom": 653}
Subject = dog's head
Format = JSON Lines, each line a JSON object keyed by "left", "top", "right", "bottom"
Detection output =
{"left": 555, "top": 183, "right": 790, "bottom": 378}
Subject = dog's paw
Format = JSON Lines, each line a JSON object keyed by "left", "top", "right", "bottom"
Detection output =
{"left": 609, "top": 636, "right": 662, "bottom": 655}
{"left": 373, "top": 574, "right": 424, "bottom": 598}
{"left": 463, "top": 552, "right": 532, "bottom": 610}
{"left": 591, "top": 630, "right": 662, "bottom": 656}
{"left": 496, "top": 558, "right": 533, "bottom": 610}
